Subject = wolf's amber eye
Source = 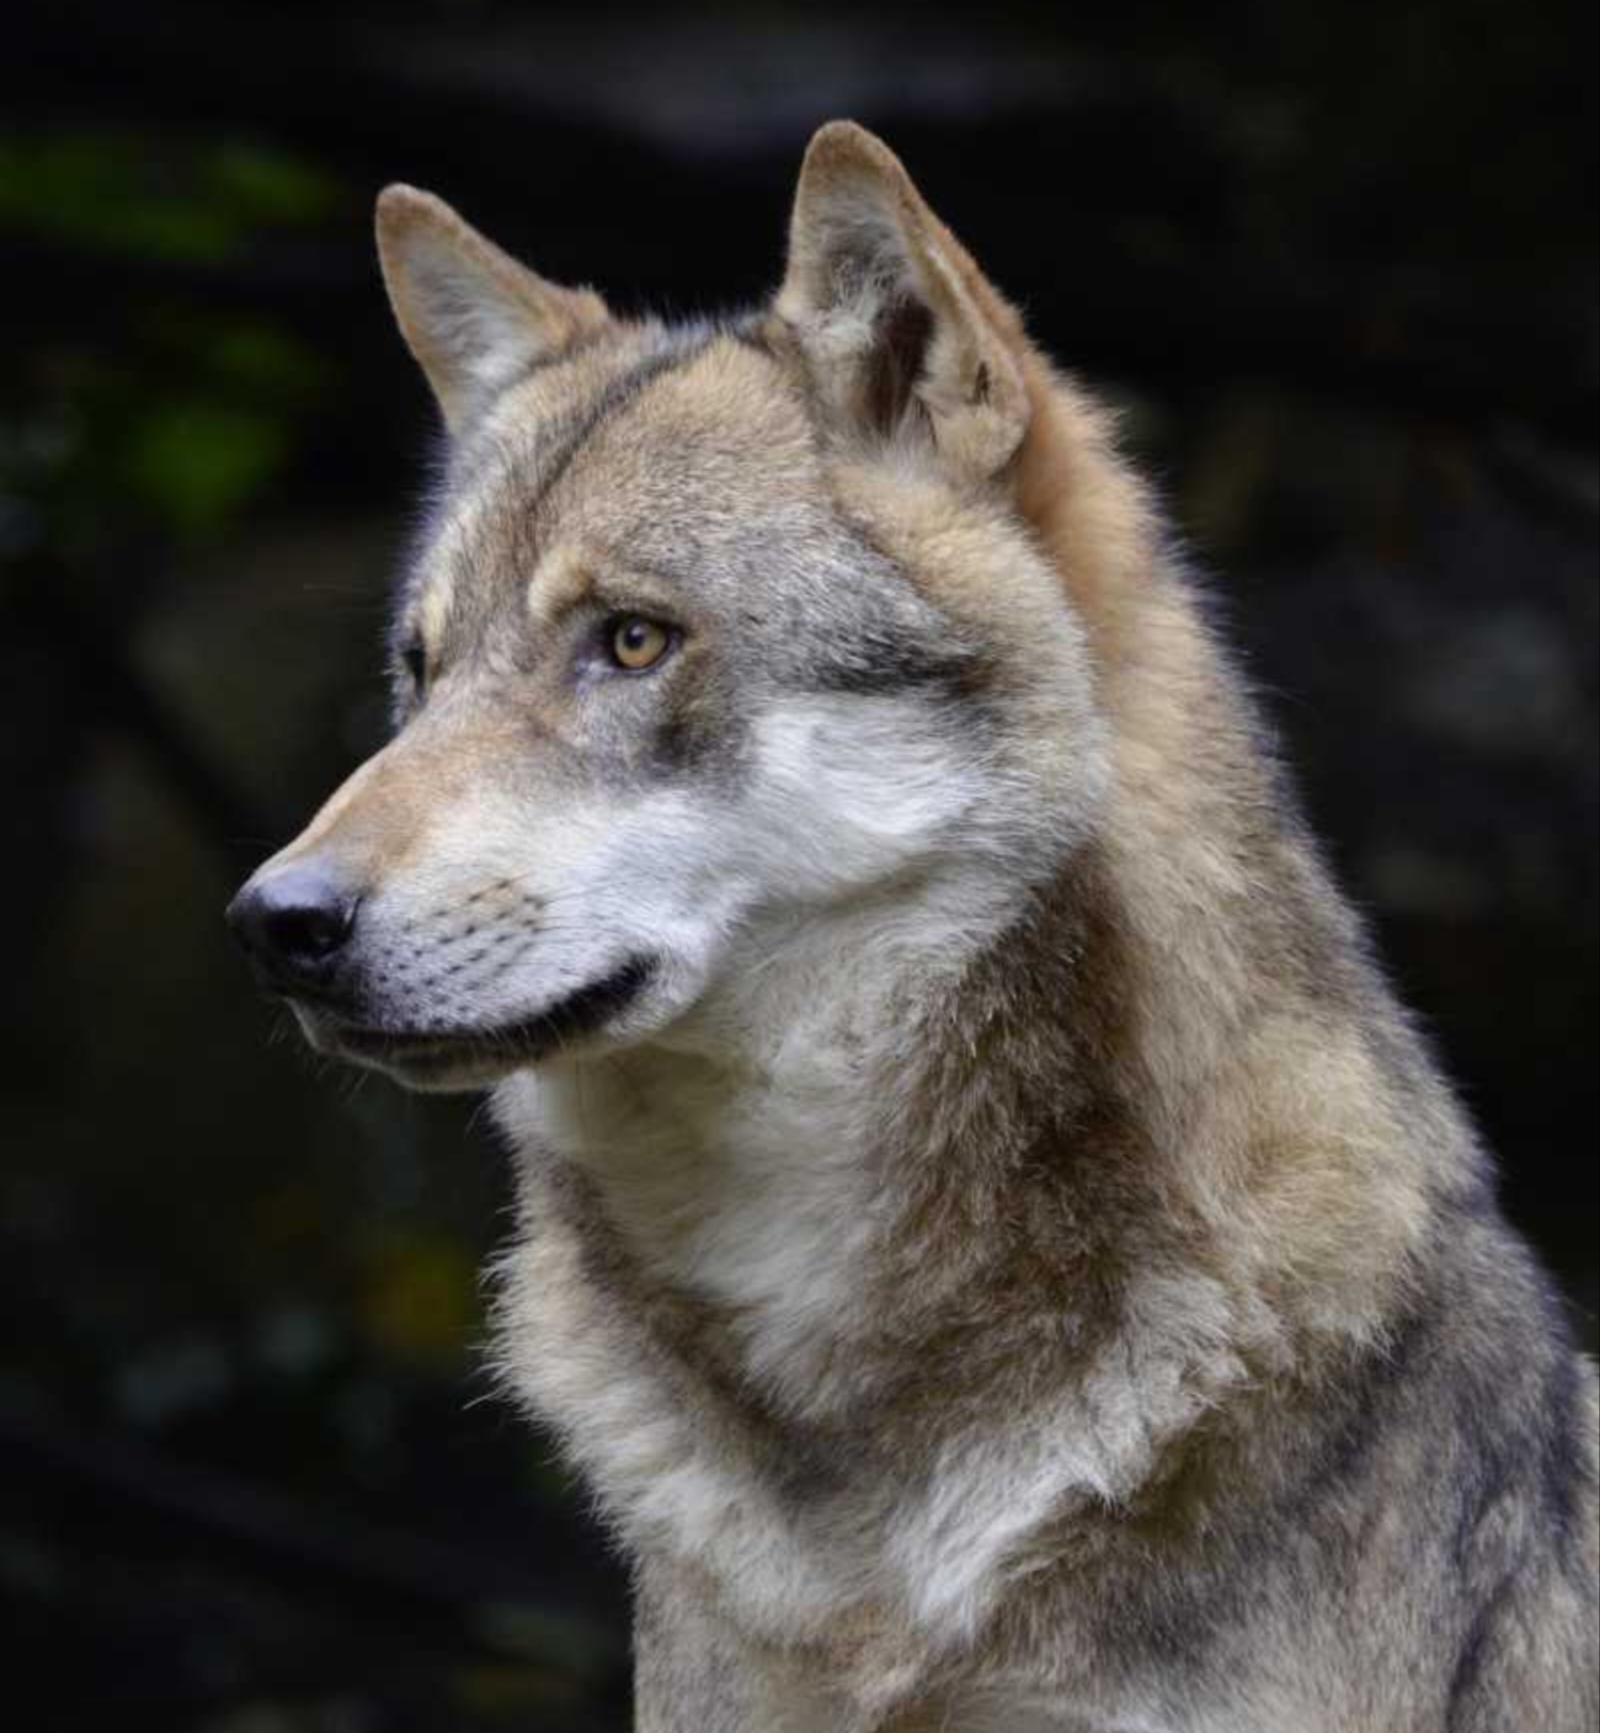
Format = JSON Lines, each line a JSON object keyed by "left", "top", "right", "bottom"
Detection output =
{"left": 608, "top": 616, "right": 674, "bottom": 673}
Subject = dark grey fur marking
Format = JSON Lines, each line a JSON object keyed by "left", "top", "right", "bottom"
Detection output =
{"left": 524, "top": 339, "right": 708, "bottom": 525}
{"left": 809, "top": 631, "right": 987, "bottom": 700}
{"left": 1446, "top": 1568, "right": 1518, "bottom": 1731}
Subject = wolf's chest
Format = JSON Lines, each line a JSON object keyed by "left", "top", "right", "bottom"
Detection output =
{"left": 494, "top": 1191, "right": 896, "bottom": 1656}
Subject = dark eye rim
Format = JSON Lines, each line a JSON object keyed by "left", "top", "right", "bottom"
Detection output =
{"left": 602, "top": 613, "right": 682, "bottom": 674}
{"left": 400, "top": 638, "right": 428, "bottom": 693}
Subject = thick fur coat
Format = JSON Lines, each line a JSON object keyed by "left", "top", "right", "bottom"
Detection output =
{"left": 230, "top": 124, "right": 1599, "bottom": 1731}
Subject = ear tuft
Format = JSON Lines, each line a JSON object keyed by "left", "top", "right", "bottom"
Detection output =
{"left": 374, "top": 185, "right": 609, "bottom": 432}
{"left": 777, "top": 123, "right": 1029, "bottom": 482}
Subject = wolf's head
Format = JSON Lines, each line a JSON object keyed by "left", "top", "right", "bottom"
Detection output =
{"left": 228, "top": 123, "right": 1121, "bottom": 1091}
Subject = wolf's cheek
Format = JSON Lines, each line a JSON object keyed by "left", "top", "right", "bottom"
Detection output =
{"left": 732, "top": 694, "right": 992, "bottom": 900}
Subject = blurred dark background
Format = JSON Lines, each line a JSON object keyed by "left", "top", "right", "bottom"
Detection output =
{"left": 2, "top": 2, "right": 1595, "bottom": 1728}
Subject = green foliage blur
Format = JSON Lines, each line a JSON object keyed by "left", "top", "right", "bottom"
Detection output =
{"left": 1, "top": 134, "right": 337, "bottom": 547}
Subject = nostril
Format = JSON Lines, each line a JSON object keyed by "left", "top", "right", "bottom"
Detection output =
{"left": 227, "top": 862, "right": 361, "bottom": 979}
{"left": 261, "top": 896, "right": 355, "bottom": 962}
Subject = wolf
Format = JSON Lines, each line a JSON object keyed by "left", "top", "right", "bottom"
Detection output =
{"left": 228, "top": 123, "right": 1599, "bottom": 1731}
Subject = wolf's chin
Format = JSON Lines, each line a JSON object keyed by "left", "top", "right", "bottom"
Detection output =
{"left": 295, "top": 955, "right": 659, "bottom": 1092}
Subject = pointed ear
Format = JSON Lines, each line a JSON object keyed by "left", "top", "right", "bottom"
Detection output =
{"left": 374, "top": 186, "right": 610, "bottom": 431}
{"left": 776, "top": 123, "right": 1030, "bottom": 482}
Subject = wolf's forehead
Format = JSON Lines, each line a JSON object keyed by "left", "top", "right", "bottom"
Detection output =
{"left": 408, "top": 330, "right": 819, "bottom": 634}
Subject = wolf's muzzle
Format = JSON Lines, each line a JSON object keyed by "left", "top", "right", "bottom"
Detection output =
{"left": 227, "top": 859, "right": 360, "bottom": 999}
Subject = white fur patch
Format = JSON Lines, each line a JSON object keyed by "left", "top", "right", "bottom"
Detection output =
{"left": 740, "top": 694, "right": 992, "bottom": 889}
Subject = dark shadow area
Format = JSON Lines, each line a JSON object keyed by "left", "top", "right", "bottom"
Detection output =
{"left": 2, "top": 2, "right": 1594, "bottom": 1727}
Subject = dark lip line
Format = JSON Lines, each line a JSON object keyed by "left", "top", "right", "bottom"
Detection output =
{"left": 322, "top": 956, "right": 657, "bottom": 1069}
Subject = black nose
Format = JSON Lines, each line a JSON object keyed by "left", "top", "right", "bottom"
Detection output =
{"left": 227, "top": 860, "right": 360, "bottom": 990}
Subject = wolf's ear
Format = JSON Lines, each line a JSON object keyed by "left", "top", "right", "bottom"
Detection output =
{"left": 375, "top": 186, "right": 610, "bottom": 432}
{"left": 776, "top": 123, "right": 1030, "bottom": 482}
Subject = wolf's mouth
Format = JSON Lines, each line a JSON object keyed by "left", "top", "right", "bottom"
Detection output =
{"left": 309, "top": 955, "right": 657, "bottom": 1082}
